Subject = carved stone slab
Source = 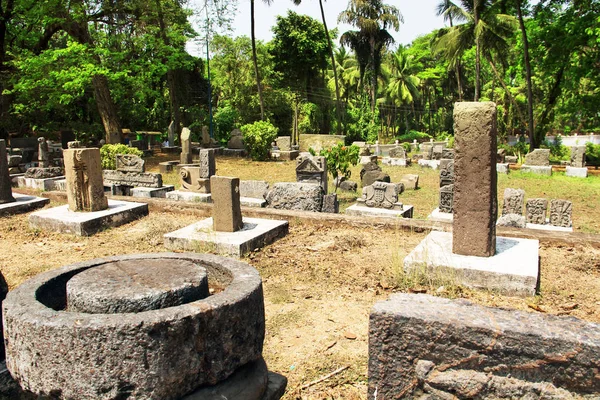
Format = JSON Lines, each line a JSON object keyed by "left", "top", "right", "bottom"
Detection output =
{"left": 526, "top": 198, "right": 548, "bottom": 225}
{"left": 525, "top": 149, "right": 550, "bottom": 166}
{"left": 439, "top": 159, "right": 454, "bottom": 188}
{"left": 0, "top": 140, "right": 15, "bottom": 204}
{"left": 441, "top": 148, "right": 455, "bottom": 160}
{"left": 199, "top": 149, "right": 216, "bottom": 179}
{"left": 296, "top": 155, "right": 328, "bottom": 194}
{"left": 388, "top": 146, "right": 406, "bottom": 159}
{"left": 103, "top": 170, "right": 162, "bottom": 188}
{"left": 549, "top": 199, "right": 572, "bottom": 228}
{"left": 180, "top": 127, "right": 192, "bottom": 164}
{"left": 116, "top": 154, "right": 145, "bottom": 173}
{"left": 439, "top": 184, "right": 454, "bottom": 213}
{"left": 502, "top": 188, "right": 525, "bottom": 216}
{"left": 571, "top": 146, "right": 586, "bottom": 168}
{"left": 357, "top": 181, "right": 403, "bottom": 210}
{"left": 64, "top": 147, "right": 108, "bottom": 212}
{"left": 180, "top": 166, "right": 210, "bottom": 193}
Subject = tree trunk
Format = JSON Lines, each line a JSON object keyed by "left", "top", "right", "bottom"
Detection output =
{"left": 536, "top": 64, "right": 566, "bottom": 148}
{"left": 319, "top": 0, "right": 343, "bottom": 134}
{"left": 516, "top": 0, "right": 535, "bottom": 149}
{"left": 488, "top": 55, "right": 527, "bottom": 127}
{"left": 370, "top": 38, "right": 377, "bottom": 116}
{"left": 250, "top": 0, "right": 265, "bottom": 121}
{"left": 474, "top": 0, "right": 481, "bottom": 101}
{"left": 93, "top": 74, "right": 122, "bottom": 144}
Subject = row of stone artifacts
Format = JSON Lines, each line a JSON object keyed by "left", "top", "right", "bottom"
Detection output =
{"left": 499, "top": 188, "right": 572, "bottom": 228}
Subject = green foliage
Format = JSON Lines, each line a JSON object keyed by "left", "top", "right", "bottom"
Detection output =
{"left": 540, "top": 135, "right": 569, "bottom": 161}
{"left": 298, "top": 102, "right": 322, "bottom": 134}
{"left": 345, "top": 96, "right": 379, "bottom": 143}
{"left": 241, "top": 121, "right": 279, "bottom": 161}
{"left": 318, "top": 144, "right": 360, "bottom": 192}
{"left": 586, "top": 143, "right": 600, "bottom": 167}
{"left": 100, "top": 144, "right": 143, "bottom": 170}
{"left": 213, "top": 104, "right": 239, "bottom": 146}
{"left": 397, "top": 130, "right": 432, "bottom": 143}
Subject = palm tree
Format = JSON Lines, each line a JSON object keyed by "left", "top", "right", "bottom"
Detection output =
{"left": 436, "top": 0, "right": 468, "bottom": 100}
{"left": 250, "top": 0, "right": 271, "bottom": 120}
{"left": 432, "top": 0, "right": 516, "bottom": 101}
{"left": 328, "top": 47, "right": 360, "bottom": 107}
{"left": 292, "top": 0, "right": 343, "bottom": 133}
{"left": 338, "top": 0, "right": 402, "bottom": 113}
{"left": 515, "top": 0, "right": 535, "bottom": 148}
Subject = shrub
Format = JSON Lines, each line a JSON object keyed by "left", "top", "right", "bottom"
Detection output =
{"left": 397, "top": 130, "right": 432, "bottom": 143}
{"left": 541, "top": 135, "right": 569, "bottom": 161}
{"left": 213, "top": 104, "right": 239, "bottom": 146}
{"left": 241, "top": 120, "right": 279, "bottom": 161}
{"left": 586, "top": 143, "right": 600, "bottom": 166}
{"left": 318, "top": 143, "right": 360, "bottom": 191}
{"left": 100, "top": 144, "right": 143, "bottom": 170}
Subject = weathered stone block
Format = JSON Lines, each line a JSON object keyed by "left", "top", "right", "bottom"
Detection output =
{"left": 199, "top": 148, "right": 216, "bottom": 178}
{"left": 502, "top": 188, "right": 525, "bottom": 216}
{"left": 180, "top": 166, "right": 211, "bottom": 193}
{"left": 115, "top": 154, "right": 145, "bottom": 172}
{"left": 369, "top": 293, "right": 600, "bottom": 399}
{"left": 388, "top": 146, "right": 406, "bottom": 159}
{"left": 524, "top": 148, "right": 550, "bottom": 166}
{"left": 265, "top": 182, "right": 323, "bottom": 212}
{"left": 526, "top": 198, "right": 548, "bottom": 225}
{"left": 549, "top": 199, "right": 572, "bottom": 228}
{"left": 0, "top": 140, "right": 15, "bottom": 204}
{"left": 358, "top": 181, "right": 402, "bottom": 210}
{"left": 505, "top": 155, "right": 518, "bottom": 164}
{"left": 439, "top": 184, "right": 453, "bottom": 213}
{"left": 228, "top": 129, "right": 245, "bottom": 150}
{"left": 452, "top": 102, "right": 497, "bottom": 257}
{"left": 103, "top": 170, "right": 163, "bottom": 188}
{"left": 570, "top": 146, "right": 586, "bottom": 168}
{"left": 566, "top": 166, "right": 588, "bottom": 178}
{"left": 496, "top": 213, "right": 526, "bottom": 228}
{"left": 240, "top": 180, "right": 269, "bottom": 199}
{"left": 211, "top": 176, "right": 243, "bottom": 233}
{"left": 180, "top": 127, "right": 192, "bottom": 164}
{"left": 275, "top": 136, "right": 291, "bottom": 151}
{"left": 296, "top": 155, "right": 328, "bottom": 194}
{"left": 63, "top": 146, "right": 108, "bottom": 212}
{"left": 24, "top": 167, "right": 63, "bottom": 179}
{"left": 339, "top": 180, "right": 357, "bottom": 192}
{"left": 400, "top": 174, "right": 419, "bottom": 190}
{"left": 321, "top": 193, "right": 338, "bottom": 213}
{"left": 7, "top": 155, "right": 21, "bottom": 168}
{"left": 439, "top": 159, "right": 454, "bottom": 187}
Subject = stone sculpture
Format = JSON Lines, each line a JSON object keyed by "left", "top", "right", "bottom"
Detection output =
{"left": 0, "top": 140, "right": 16, "bottom": 204}
{"left": 180, "top": 149, "right": 215, "bottom": 193}
{"left": 37, "top": 137, "right": 50, "bottom": 168}
{"left": 357, "top": 181, "right": 403, "bottom": 210}
{"left": 549, "top": 199, "right": 572, "bottom": 228}
{"left": 296, "top": 155, "right": 328, "bottom": 194}
{"left": 63, "top": 142, "right": 108, "bottom": 212}
{"left": 526, "top": 198, "right": 548, "bottom": 225}
{"left": 439, "top": 184, "right": 454, "bottom": 213}
{"left": 570, "top": 146, "right": 586, "bottom": 168}
{"left": 180, "top": 127, "right": 192, "bottom": 164}
{"left": 502, "top": 188, "right": 525, "bottom": 216}
{"left": 525, "top": 149, "right": 550, "bottom": 166}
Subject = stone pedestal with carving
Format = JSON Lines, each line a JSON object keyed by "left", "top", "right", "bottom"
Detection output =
{"left": 346, "top": 181, "right": 413, "bottom": 219}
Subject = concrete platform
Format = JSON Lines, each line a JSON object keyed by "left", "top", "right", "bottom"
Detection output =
{"left": 166, "top": 190, "right": 212, "bottom": 203}
{"left": 131, "top": 185, "right": 175, "bottom": 198}
{"left": 566, "top": 166, "right": 588, "bottom": 178}
{"left": 520, "top": 165, "right": 552, "bottom": 176}
{"left": 164, "top": 217, "right": 288, "bottom": 257}
{"left": 404, "top": 231, "right": 539, "bottom": 296}
{"left": 497, "top": 163, "right": 510, "bottom": 174}
{"left": 418, "top": 159, "right": 440, "bottom": 170}
{"left": 345, "top": 204, "right": 413, "bottom": 218}
{"left": 382, "top": 157, "right": 408, "bottom": 166}
{"left": 16, "top": 176, "right": 64, "bottom": 191}
{"left": 0, "top": 193, "right": 49, "bottom": 217}
{"left": 527, "top": 222, "right": 573, "bottom": 233}
{"left": 241, "top": 197, "right": 267, "bottom": 208}
{"left": 427, "top": 207, "right": 453, "bottom": 222}
{"left": 29, "top": 199, "right": 148, "bottom": 236}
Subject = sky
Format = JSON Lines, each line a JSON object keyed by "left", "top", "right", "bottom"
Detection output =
{"left": 187, "top": 0, "right": 449, "bottom": 56}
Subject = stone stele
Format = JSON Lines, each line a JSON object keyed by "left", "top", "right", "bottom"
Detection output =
{"left": 296, "top": 155, "right": 328, "bottom": 194}
{"left": 524, "top": 148, "right": 550, "bottom": 166}
{"left": 211, "top": 176, "right": 243, "bottom": 232}
{"left": 549, "top": 199, "right": 572, "bottom": 228}
{"left": 571, "top": 146, "right": 586, "bottom": 168}
{"left": 526, "top": 198, "right": 548, "bottom": 225}
{"left": 502, "top": 188, "right": 525, "bottom": 216}
{"left": 199, "top": 148, "right": 216, "bottom": 178}
{"left": 180, "top": 127, "right": 192, "bottom": 164}
{"left": 357, "top": 181, "right": 402, "bottom": 210}
{"left": 452, "top": 102, "right": 497, "bottom": 257}
{"left": 63, "top": 144, "right": 108, "bottom": 212}
{"left": 0, "top": 139, "right": 15, "bottom": 204}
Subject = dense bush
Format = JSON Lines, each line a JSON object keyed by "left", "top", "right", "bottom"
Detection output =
{"left": 241, "top": 120, "right": 279, "bottom": 161}
{"left": 541, "top": 135, "right": 569, "bottom": 161}
{"left": 315, "top": 143, "right": 360, "bottom": 191}
{"left": 586, "top": 143, "right": 600, "bottom": 166}
{"left": 397, "top": 130, "right": 432, "bottom": 143}
{"left": 100, "top": 144, "right": 143, "bottom": 170}
{"left": 213, "top": 104, "right": 239, "bottom": 146}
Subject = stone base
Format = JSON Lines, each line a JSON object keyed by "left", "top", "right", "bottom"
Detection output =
{"left": 159, "top": 161, "right": 180, "bottom": 174}
{"left": 164, "top": 217, "right": 288, "bottom": 257}
{"left": 521, "top": 165, "right": 552, "bottom": 176}
{"left": 497, "top": 163, "right": 510, "bottom": 174}
{"left": 527, "top": 222, "right": 573, "bottom": 232}
{"left": 16, "top": 176, "right": 64, "bottom": 191}
{"left": 345, "top": 204, "right": 413, "bottom": 219}
{"left": 404, "top": 231, "right": 539, "bottom": 296}
{"left": 161, "top": 146, "right": 181, "bottom": 154}
{"left": 183, "top": 358, "right": 286, "bottom": 400}
{"left": 271, "top": 150, "right": 299, "bottom": 161}
{"left": 9, "top": 173, "right": 24, "bottom": 187}
{"left": 0, "top": 193, "right": 49, "bottom": 217}
{"left": 418, "top": 159, "right": 440, "bottom": 170}
{"left": 131, "top": 185, "right": 175, "bottom": 198}
{"left": 222, "top": 148, "right": 247, "bottom": 157}
{"left": 28, "top": 199, "right": 148, "bottom": 236}
{"left": 241, "top": 197, "right": 267, "bottom": 208}
{"left": 381, "top": 157, "right": 408, "bottom": 166}
{"left": 166, "top": 190, "right": 212, "bottom": 203}
{"left": 427, "top": 208, "right": 453, "bottom": 222}
{"left": 566, "top": 166, "right": 588, "bottom": 178}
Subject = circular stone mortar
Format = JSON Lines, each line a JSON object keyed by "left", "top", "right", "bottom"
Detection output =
{"left": 3, "top": 253, "right": 265, "bottom": 400}
{"left": 66, "top": 258, "right": 209, "bottom": 313}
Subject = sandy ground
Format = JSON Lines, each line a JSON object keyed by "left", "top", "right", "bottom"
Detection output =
{"left": 2, "top": 206, "right": 600, "bottom": 399}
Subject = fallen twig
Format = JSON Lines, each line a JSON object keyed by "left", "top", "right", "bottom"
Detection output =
{"left": 301, "top": 366, "right": 349, "bottom": 390}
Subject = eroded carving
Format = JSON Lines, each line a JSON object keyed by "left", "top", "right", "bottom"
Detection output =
{"left": 526, "top": 198, "right": 548, "bottom": 225}
{"left": 550, "top": 199, "right": 572, "bottom": 227}
{"left": 357, "top": 181, "right": 403, "bottom": 210}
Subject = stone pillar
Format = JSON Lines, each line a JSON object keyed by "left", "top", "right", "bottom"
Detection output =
{"left": 211, "top": 176, "right": 243, "bottom": 232}
{"left": 63, "top": 142, "right": 108, "bottom": 212}
{"left": 180, "top": 127, "right": 192, "bottom": 165}
{"left": 38, "top": 137, "right": 50, "bottom": 168}
{"left": 0, "top": 140, "right": 15, "bottom": 204}
{"left": 452, "top": 102, "right": 497, "bottom": 257}
{"left": 168, "top": 121, "right": 175, "bottom": 147}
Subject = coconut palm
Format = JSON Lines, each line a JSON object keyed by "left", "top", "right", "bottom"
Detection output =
{"left": 338, "top": 0, "right": 402, "bottom": 113}
{"left": 433, "top": 0, "right": 516, "bottom": 101}
{"left": 250, "top": 0, "right": 273, "bottom": 120}
{"left": 328, "top": 47, "right": 361, "bottom": 107}
{"left": 436, "top": 0, "right": 468, "bottom": 100}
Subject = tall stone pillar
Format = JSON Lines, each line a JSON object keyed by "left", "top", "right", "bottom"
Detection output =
{"left": 211, "top": 176, "right": 243, "bottom": 233}
{"left": 452, "top": 102, "right": 497, "bottom": 257}
{"left": 168, "top": 121, "right": 175, "bottom": 147}
{"left": 180, "top": 127, "right": 192, "bottom": 165}
{"left": 63, "top": 142, "right": 108, "bottom": 212}
{"left": 0, "top": 140, "right": 15, "bottom": 204}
